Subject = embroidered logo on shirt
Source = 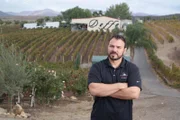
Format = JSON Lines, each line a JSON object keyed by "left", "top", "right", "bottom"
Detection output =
{"left": 120, "top": 72, "right": 128, "bottom": 79}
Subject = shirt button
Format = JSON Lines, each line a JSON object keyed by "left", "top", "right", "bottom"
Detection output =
{"left": 113, "top": 74, "right": 115, "bottom": 76}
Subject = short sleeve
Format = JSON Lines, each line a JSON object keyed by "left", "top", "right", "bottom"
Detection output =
{"left": 127, "top": 64, "right": 142, "bottom": 90}
{"left": 88, "top": 64, "right": 102, "bottom": 86}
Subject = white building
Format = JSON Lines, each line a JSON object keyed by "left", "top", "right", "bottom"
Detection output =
{"left": 23, "top": 23, "right": 37, "bottom": 29}
{"left": 44, "top": 22, "right": 60, "bottom": 28}
{"left": 71, "top": 16, "right": 122, "bottom": 32}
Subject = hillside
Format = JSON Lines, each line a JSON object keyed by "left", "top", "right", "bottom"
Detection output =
{"left": 0, "top": 9, "right": 59, "bottom": 21}
{"left": 1, "top": 28, "right": 111, "bottom": 63}
{"left": 145, "top": 20, "right": 180, "bottom": 67}
{"left": 0, "top": 11, "right": 11, "bottom": 17}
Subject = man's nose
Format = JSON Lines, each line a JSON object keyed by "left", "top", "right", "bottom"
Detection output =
{"left": 112, "top": 47, "right": 117, "bottom": 51}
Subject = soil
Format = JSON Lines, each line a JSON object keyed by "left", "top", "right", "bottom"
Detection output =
{"left": 152, "top": 24, "right": 180, "bottom": 67}
{"left": 1, "top": 87, "right": 179, "bottom": 120}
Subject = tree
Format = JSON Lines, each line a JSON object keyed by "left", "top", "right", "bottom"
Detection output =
{"left": 92, "top": 10, "right": 104, "bottom": 17}
{"left": 20, "top": 21, "right": 28, "bottom": 28}
{"left": 5, "top": 21, "right": 12, "bottom": 25}
{"left": 0, "top": 19, "right": 3, "bottom": 25}
{"left": 52, "top": 15, "right": 63, "bottom": 22}
{"left": 36, "top": 18, "right": 44, "bottom": 26}
{"left": 124, "top": 22, "right": 156, "bottom": 54}
{"left": 14, "top": 20, "right": 20, "bottom": 25}
{"left": 105, "top": 3, "right": 131, "bottom": 19}
{"left": 93, "top": 11, "right": 99, "bottom": 17}
{"left": 99, "top": 10, "right": 104, "bottom": 16}
{"left": 62, "top": 6, "right": 92, "bottom": 21}
{"left": 44, "top": 16, "right": 50, "bottom": 22}
{"left": 0, "top": 43, "right": 30, "bottom": 112}
{"left": 112, "top": 26, "right": 122, "bottom": 35}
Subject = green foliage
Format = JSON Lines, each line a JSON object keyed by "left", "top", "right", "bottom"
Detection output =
{"left": 44, "top": 16, "right": 50, "bottom": 22}
{"left": 52, "top": 15, "right": 63, "bottom": 22}
{"left": 0, "top": 43, "right": 29, "bottom": 95}
{"left": 4, "top": 21, "right": 12, "bottom": 25}
{"left": 20, "top": 21, "right": 28, "bottom": 28}
{"left": 147, "top": 49, "right": 180, "bottom": 87}
{"left": 93, "top": 10, "right": 104, "bottom": 17}
{"left": 62, "top": 6, "right": 92, "bottom": 21}
{"left": 125, "top": 22, "right": 157, "bottom": 50}
{"left": 60, "top": 69, "right": 88, "bottom": 95}
{"left": 92, "top": 11, "right": 99, "bottom": 17}
{"left": 40, "top": 61, "right": 74, "bottom": 70}
{"left": 14, "top": 20, "right": 20, "bottom": 25}
{"left": 105, "top": 3, "right": 131, "bottom": 19}
{"left": 72, "top": 74, "right": 87, "bottom": 95}
{"left": 168, "top": 35, "right": 174, "bottom": 43}
{"left": 99, "top": 10, "right": 104, "bottom": 16}
{"left": 74, "top": 53, "right": 80, "bottom": 70}
{"left": 0, "top": 19, "right": 4, "bottom": 25}
{"left": 27, "top": 63, "right": 64, "bottom": 104}
{"left": 36, "top": 18, "right": 44, "bottom": 26}
{"left": 112, "top": 26, "right": 122, "bottom": 35}
{"left": 27, "top": 61, "right": 88, "bottom": 102}
{"left": 0, "top": 43, "right": 30, "bottom": 111}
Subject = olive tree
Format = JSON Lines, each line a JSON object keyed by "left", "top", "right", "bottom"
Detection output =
{"left": 0, "top": 44, "right": 30, "bottom": 112}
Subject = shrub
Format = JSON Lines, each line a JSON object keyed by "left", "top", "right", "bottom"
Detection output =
{"left": 168, "top": 35, "right": 174, "bottom": 43}
{"left": 27, "top": 63, "right": 64, "bottom": 104}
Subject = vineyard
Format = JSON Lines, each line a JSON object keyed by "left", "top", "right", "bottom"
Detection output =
{"left": 0, "top": 27, "right": 112, "bottom": 63}
{"left": 145, "top": 20, "right": 180, "bottom": 66}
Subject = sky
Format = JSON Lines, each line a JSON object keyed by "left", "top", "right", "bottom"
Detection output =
{"left": 0, "top": 0, "right": 180, "bottom": 15}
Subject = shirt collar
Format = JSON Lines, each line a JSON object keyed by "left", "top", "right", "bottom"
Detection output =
{"left": 104, "top": 57, "right": 126, "bottom": 69}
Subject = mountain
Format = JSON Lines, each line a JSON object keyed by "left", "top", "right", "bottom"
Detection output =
{"left": 132, "top": 12, "right": 153, "bottom": 17}
{"left": 0, "top": 11, "right": 12, "bottom": 17}
{"left": 5, "top": 9, "right": 60, "bottom": 16}
{"left": 6, "top": 12, "right": 18, "bottom": 16}
{"left": 18, "top": 11, "right": 34, "bottom": 16}
{"left": 29, "top": 9, "right": 59, "bottom": 16}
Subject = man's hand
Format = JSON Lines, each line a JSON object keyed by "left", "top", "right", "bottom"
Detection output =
{"left": 110, "top": 86, "right": 141, "bottom": 100}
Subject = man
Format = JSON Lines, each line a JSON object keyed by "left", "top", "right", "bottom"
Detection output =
{"left": 88, "top": 35, "right": 142, "bottom": 120}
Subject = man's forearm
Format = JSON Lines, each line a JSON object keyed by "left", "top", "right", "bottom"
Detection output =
{"left": 110, "top": 86, "right": 140, "bottom": 100}
{"left": 88, "top": 83, "right": 127, "bottom": 97}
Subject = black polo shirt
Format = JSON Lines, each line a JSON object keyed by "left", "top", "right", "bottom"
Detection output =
{"left": 88, "top": 57, "right": 142, "bottom": 120}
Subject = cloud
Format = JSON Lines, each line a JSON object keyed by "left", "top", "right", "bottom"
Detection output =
{"left": 0, "top": 0, "right": 180, "bottom": 15}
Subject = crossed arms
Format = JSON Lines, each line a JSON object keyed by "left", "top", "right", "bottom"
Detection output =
{"left": 88, "top": 83, "right": 140, "bottom": 100}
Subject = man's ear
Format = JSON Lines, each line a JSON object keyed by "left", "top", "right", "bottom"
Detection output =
{"left": 123, "top": 48, "right": 127, "bottom": 55}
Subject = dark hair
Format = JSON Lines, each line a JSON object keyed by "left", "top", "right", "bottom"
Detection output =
{"left": 109, "top": 35, "right": 126, "bottom": 48}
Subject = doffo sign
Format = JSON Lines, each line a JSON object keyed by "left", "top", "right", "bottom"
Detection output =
{"left": 89, "top": 19, "right": 119, "bottom": 31}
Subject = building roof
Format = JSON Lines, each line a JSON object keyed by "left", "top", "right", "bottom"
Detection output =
{"left": 71, "top": 16, "right": 120, "bottom": 24}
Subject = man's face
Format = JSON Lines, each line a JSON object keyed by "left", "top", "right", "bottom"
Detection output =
{"left": 108, "top": 38, "right": 126, "bottom": 61}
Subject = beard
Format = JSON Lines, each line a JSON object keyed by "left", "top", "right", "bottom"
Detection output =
{"left": 108, "top": 52, "right": 123, "bottom": 61}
